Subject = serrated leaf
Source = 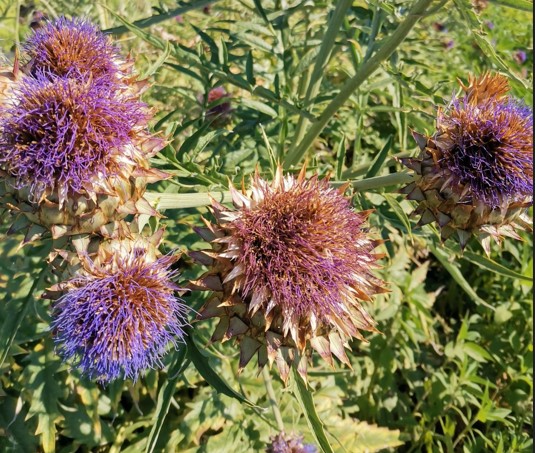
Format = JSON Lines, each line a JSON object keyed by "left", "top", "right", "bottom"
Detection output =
{"left": 292, "top": 368, "right": 334, "bottom": 453}
{"left": 453, "top": 0, "right": 528, "bottom": 89}
{"left": 331, "top": 421, "right": 404, "bottom": 452}
{"left": 0, "top": 267, "right": 47, "bottom": 368}
{"left": 185, "top": 333, "right": 258, "bottom": 408}
{"left": 25, "top": 340, "right": 62, "bottom": 453}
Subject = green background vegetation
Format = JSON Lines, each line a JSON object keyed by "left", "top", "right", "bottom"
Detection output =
{"left": 0, "top": 0, "right": 532, "bottom": 452}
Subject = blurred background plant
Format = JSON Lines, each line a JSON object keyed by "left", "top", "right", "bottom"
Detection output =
{"left": 0, "top": 0, "right": 532, "bottom": 452}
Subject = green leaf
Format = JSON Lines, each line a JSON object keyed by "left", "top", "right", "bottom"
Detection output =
{"left": 103, "top": 0, "right": 217, "bottom": 35}
{"left": 142, "top": 40, "right": 171, "bottom": 78}
{"left": 240, "top": 98, "right": 278, "bottom": 118}
{"left": 382, "top": 193, "right": 412, "bottom": 240}
{"left": 335, "top": 135, "right": 346, "bottom": 181}
{"left": 185, "top": 333, "right": 258, "bottom": 408}
{"left": 462, "top": 251, "right": 533, "bottom": 282}
{"left": 146, "top": 346, "right": 189, "bottom": 453}
{"left": 365, "top": 135, "right": 393, "bottom": 178}
{"left": 429, "top": 244, "right": 494, "bottom": 310}
{"left": 292, "top": 368, "right": 334, "bottom": 453}
{"left": 0, "top": 266, "right": 47, "bottom": 368}
{"left": 25, "top": 340, "right": 62, "bottom": 453}
{"left": 462, "top": 342, "right": 495, "bottom": 363}
{"left": 453, "top": 0, "right": 529, "bottom": 89}
{"left": 493, "top": 0, "right": 532, "bottom": 11}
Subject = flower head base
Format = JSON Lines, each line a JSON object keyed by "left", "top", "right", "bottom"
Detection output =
{"left": 400, "top": 73, "right": 533, "bottom": 252}
{"left": 47, "top": 225, "right": 189, "bottom": 382}
{"left": 23, "top": 17, "right": 118, "bottom": 80}
{"left": 266, "top": 433, "right": 317, "bottom": 453}
{"left": 191, "top": 167, "right": 386, "bottom": 382}
{"left": 0, "top": 72, "right": 166, "bottom": 238}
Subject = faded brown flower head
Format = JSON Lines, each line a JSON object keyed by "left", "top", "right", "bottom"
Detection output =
{"left": 400, "top": 73, "right": 533, "bottom": 253}
{"left": 190, "top": 167, "right": 386, "bottom": 383}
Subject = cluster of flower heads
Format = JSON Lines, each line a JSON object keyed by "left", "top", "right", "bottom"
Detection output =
{"left": 0, "top": 17, "right": 165, "bottom": 240}
{"left": 400, "top": 73, "right": 533, "bottom": 253}
{"left": 0, "top": 17, "right": 532, "bottom": 389}
{"left": 0, "top": 17, "right": 189, "bottom": 382}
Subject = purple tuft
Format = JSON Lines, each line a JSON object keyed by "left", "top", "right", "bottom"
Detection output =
{"left": 266, "top": 433, "right": 318, "bottom": 453}
{"left": 514, "top": 50, "right": 527, "bottom": 64}
{"left": 0, "top": 73, "right": 146, "bottom": 202}
{"left": 23, "top": 16, "right": 118, "bottom": 80}
{"left": 233, "top": 178, "right": 377, "bottom": 323}
{"left": 51, "top": 253, "right": 189, "bottom": 382}
{"left": 439, "top": 94, "right": 533, "bottom": 206}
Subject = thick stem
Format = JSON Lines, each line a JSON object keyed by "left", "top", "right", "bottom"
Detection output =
{"left": 288, "top": 0, "right": 354, "bottom": 155}
{"left": 283, "top": 0, "right": 437, "bottom": 169}
{"left": 144, "top": 172, "right": 413, "bottom": 210}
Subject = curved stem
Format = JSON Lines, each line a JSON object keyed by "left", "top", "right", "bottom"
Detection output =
{"left": 283, "top": 0, "right": 437, "bottom": 169}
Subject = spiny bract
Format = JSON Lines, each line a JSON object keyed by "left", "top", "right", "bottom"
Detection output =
{"left": 400, "top": 73, "right": 533, "bottom": 253}
{"left": 190, "top": 166, "right": 386, "bottom": 383}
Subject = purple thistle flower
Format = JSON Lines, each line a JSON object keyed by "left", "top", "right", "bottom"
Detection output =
{"left": 437, "top": 80, "right": 533, "bottom": 207}
{"left": 0, "top": 73, "right": 146, "bottom": 204}
{"left": 400, "top": 73, "right": 533, "bottom": 251}
{"left": 266, "top": 433, "right": 318, "bottom": 453}
{"left": 192, "top": 167, "right": 386, "bottom": 382}
{"left": 51, "top": 235, "right": 189, "bottom": 382}
{"left": 23, "top": 16, "right": 118, "bottom": 80}
{"left": 514, "top": 50, "right": 527, "bottom": 64}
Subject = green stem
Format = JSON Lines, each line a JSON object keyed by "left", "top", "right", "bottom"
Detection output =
{"left": 144, "top": 191, "right": 232, "bottom": 210}
{"left": 288, "top": 0, "right": 354, "bottom": 156}
{"left": 341, "top": 172, "right": 413, "bottom": 191}
{"left": 283, "top": 0, "right": 437, "bottom": 169}
{"left": 144, "top": 172, "right": 412, "bottom": 210}
{"left": 262, "top": 367, "right": 285, "bottom": 432}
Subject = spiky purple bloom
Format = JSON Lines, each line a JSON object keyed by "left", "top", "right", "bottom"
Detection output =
{"left": 0, "top": 72, "right": 146, "bottom": 204}
{"left": 437, "top": 78, "right": 533, "bottom": 207}
{"left": 51, "top": 240, "right": 189, "bottom": 382}
{"left": 233, "top": 174, "right": 378, "bottom": 323}
{"left": 266, "top": 433, "right": 318, "bottom": 453}
{"left": 192, "top": 167, "right": 386, "bottom": 382}
{"left": 23, "top": 16, "right": 118, "bottom": 80}
{"left": 400, "top": 73, "right": 533, "bottom": 251}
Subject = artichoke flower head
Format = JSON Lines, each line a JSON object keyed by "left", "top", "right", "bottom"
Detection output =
{"left": 400, "top": 73, "right": 533, "bottom": 253}
{"left": 190, "top": 166, "right": 387, "bottom": 383}
{"left": 0, "top": 17, "right": 167, "bottom": 241}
